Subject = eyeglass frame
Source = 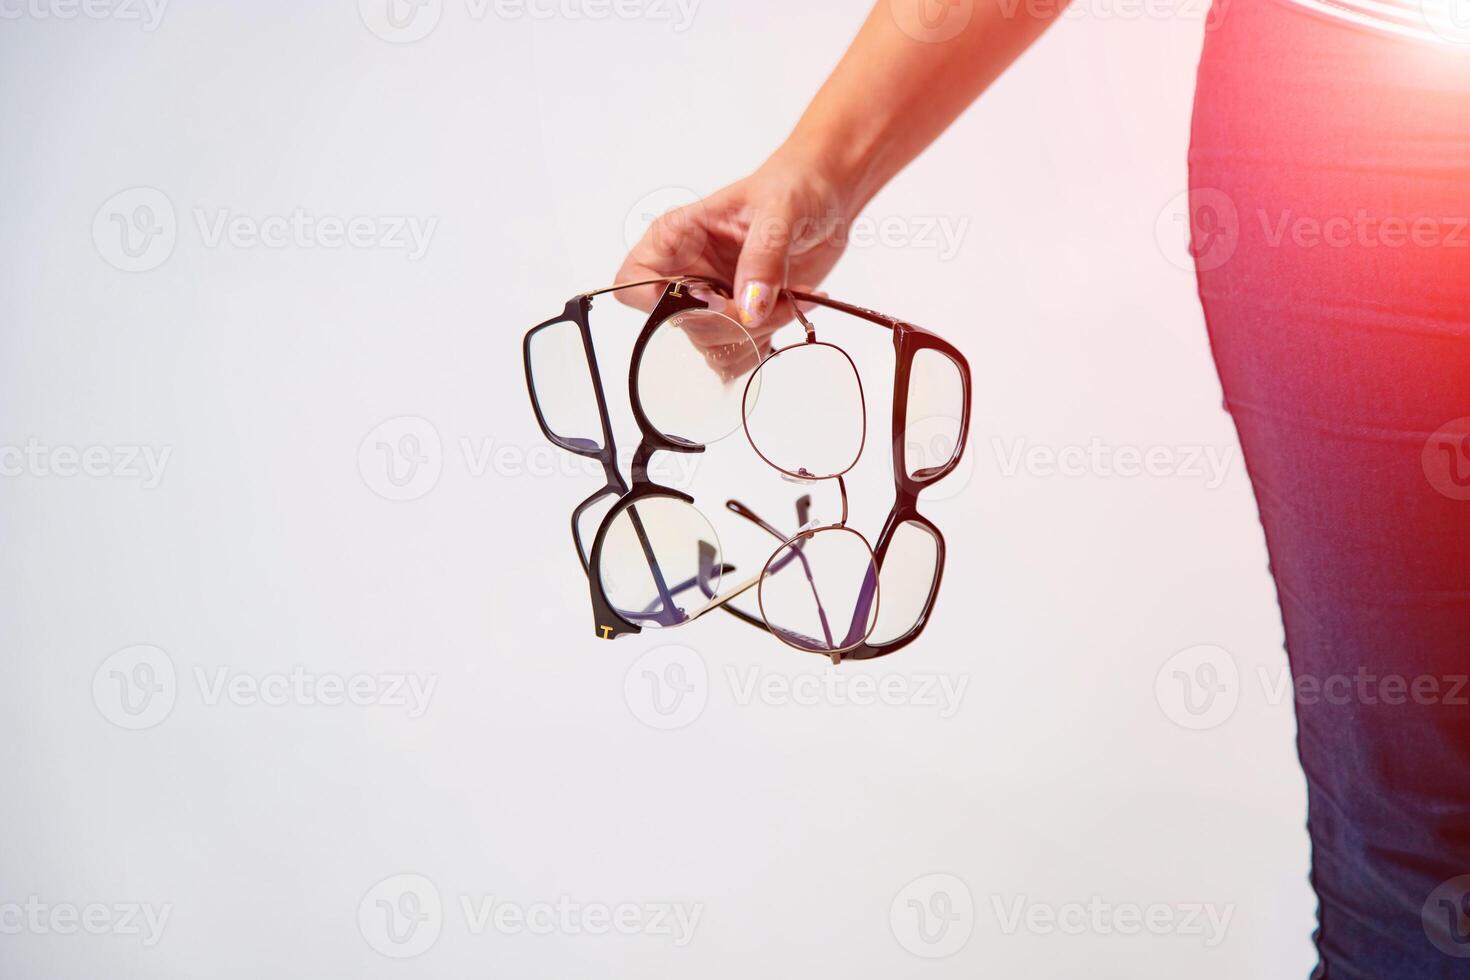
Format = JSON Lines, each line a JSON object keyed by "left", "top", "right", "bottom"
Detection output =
{"left": 522, "top": 276, "right": 971, "bottom": 659}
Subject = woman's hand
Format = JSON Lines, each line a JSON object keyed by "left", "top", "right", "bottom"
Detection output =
{"left": 614, "top": 0, "right": 1068, "bottom": 371}
{"left": 614, "top": 147, "right": 855, "bottom": 351}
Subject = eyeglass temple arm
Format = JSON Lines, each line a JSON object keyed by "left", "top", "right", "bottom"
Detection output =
{"left": 728, "top": 495, "right": 879, "bottom": 656}
{"left": 674, "top": 495, "right": 815, "bottom": 626}
{"left": 724, "top": 497, "right": 836, "bottom": 648}
{"left": 624, "top": 502, "right": 681, "bottom": 624}
{"left": 581, "top": 276, "right": 729, "bottom": 301}
{"left": 784, "top": 290, "right": 902, "bottom": 331}
{"left": 632, "top": 552, "right": 738, "bottom": 620}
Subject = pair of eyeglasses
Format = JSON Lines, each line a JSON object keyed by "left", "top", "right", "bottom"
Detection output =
{"left": 523, "top": 276, "right": 971, "bottom": 661}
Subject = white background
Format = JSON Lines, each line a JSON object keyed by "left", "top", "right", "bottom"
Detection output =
{"left": 0, "top": 0, "right": 1315, "bottom": 976}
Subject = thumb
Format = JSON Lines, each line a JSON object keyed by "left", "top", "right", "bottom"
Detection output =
{"left": 733, "top": 205, "right": 794, "bottom": 330}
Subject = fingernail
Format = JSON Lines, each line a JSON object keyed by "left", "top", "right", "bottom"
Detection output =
{"left": 688, "top": 283, "right": 731, "bottom": 317}
{"left": 738, "top": 281, "right": 774, "bottom": 326}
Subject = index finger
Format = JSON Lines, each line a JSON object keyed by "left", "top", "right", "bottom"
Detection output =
{"left": 612, "top": 204, "right": 718, "bottom": 312}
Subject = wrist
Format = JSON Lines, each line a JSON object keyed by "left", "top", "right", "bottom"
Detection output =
{"left": 769, "top": 125, "right": 881, "bottom": 218}
{"left": 782, "top": 116, "right": 882, "bottom": 213}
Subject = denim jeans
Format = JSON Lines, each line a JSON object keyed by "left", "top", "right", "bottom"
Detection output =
{"left": 1191, "top": 2, "right": 1470, "bottom": 974}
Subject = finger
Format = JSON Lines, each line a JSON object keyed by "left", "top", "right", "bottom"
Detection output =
{"left": 733, "top": 205, "right": 793, "bottom": 330}
{"left": 787, "top": 283, "right": 827, "bottom": 314}
{"left": 614, "top": 203, "right": 716, "bottom": 311}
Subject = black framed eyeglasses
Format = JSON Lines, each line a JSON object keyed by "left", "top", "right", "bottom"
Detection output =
{"left": 523, "top": 276, "right": 971, "bottom": 661}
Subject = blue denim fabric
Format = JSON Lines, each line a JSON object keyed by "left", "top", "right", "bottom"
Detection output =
{"left": 1191, "top": 3, "right": 1470, "bottom": 974}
